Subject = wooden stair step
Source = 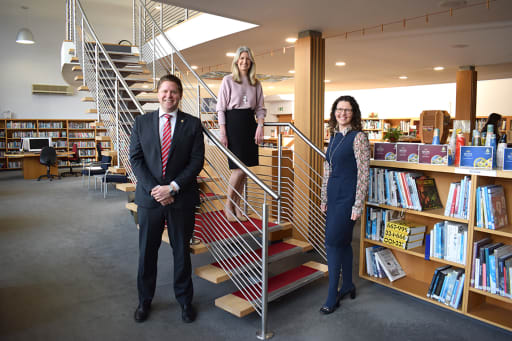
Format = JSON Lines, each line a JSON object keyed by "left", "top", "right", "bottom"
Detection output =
{"left": 74, "top": 75, "right": 84, "bottom": 81}
{"left": 71, "top": 56, "right": 79, "bottom": 63}
{"left": 116, "top": 183, "right": 136, "bottom": 192}
{"left": 194, "top": 238, "right": 312, "bottom": 284}
{"left": 77, "top": 85, "right": 89, "bottom": 91}
{"left": 215, "top": 261, "right": 328, "bottom": 317}
{"left": 81, "top": 97, "right": 94, "bottom": 102}
{"left": 95, "top": 135, "right": 110, "bottom": 141}
{"left": 72, "top": 65, "right": 82, "bottom": 72}
{"left": 86, "top": 109, "right": 97, "bottom": 114}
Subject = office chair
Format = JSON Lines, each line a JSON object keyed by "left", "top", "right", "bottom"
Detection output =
{"left": 61, "top": 143, "right": 81, "bottom": 177}
{"left": 99, "top": 171, "right": 128, "bottom": 198}
{"left": 38, "top": 147, "right": 61, "bottom": 181}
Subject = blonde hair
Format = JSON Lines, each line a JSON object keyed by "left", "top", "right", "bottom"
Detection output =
{"left": 231, "top": 46, "right": 258, "bottom": 86}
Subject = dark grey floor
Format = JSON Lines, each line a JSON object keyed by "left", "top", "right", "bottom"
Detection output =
{"left": 0, "top": 170, "right": 511, "bottom": 341}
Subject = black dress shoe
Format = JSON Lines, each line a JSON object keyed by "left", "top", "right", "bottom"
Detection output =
{"left": 319, "top": 301, "right": 340, "bottom": 315}
{"left": 338, "top": 286, "right": 356, "bottom": 301}
{"left": 134, "top": 302, "right": 151, "bottom": 323}
{"left": 181, "top": 303, "right": 197, "bottom": 323}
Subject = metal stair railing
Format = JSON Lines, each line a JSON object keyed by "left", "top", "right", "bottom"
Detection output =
{"left": 67, "top": 0, "right": 146, "bottom": 182}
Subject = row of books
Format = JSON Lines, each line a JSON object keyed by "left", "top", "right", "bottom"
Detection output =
{"left": 69, "top": 132, "right": 94, "bottom": 138}
{"left": 365, "top": 207, "right": 400, "bottom": 242}
{"left": 428, "top": 221, "right": 468, "bottom": 265}
{"left": 475, "top": 185, "right": 508, "bottom": 230}
{"left": 443, "top": 176, "right": 471, "bottom": 219}
{"left": 368, "top": 168, "right": 442, "bottom": 211}
{"left": 382, "top": 219, "right": 425, "bottom": 250}
{"left": 427, "top": 265, "right": 465, "bottom": 309}
{"left": 365, "top": 246, "right": 406, "bottom": 282}
{"left": 471, "top": 238, "right": 512, "bottom": 298}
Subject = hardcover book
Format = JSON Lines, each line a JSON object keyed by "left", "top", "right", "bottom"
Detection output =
{"left": 415, "top": 176, "right": 443, "bottom": 210}
{"left": 374, "top": 249, "right": 406, "bottom": 282}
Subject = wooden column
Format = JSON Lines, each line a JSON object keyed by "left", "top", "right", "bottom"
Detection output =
{"left": 455, "top": 65, "right": 477, "bottom": 137}
{"left": 293, "top": 30, "right": 325, "bottom": 240}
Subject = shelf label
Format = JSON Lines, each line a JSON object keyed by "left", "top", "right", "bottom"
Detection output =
{"left": 454, "top": 167, "right": 496, "bottom": 177}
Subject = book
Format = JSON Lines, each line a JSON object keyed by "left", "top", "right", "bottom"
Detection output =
{"left": 488, "top": 185, "right": 508, "bottom": 229}
{"left": 374, "top": 249, "right": 406, "bottom": 282}
{"left": 471, "top": 237, "right": 491, "bottom": 287}
{"left": 415, "top": 176, "right": 443, "bottom": 210}
{"left": 427, "top": 265, "right": 450, "bottom": 298}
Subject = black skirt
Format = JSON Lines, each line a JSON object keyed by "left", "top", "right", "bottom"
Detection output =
{"left": 225, "top": 108, "right": 259, "bottom": 169}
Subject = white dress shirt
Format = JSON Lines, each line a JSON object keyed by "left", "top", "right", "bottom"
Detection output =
{"left": 158, "top": 107, "right": 180, "bottom": 193}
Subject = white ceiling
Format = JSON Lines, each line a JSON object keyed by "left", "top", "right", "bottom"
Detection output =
{"left": 159, "top": 0, "right": 512, "bottom": 95}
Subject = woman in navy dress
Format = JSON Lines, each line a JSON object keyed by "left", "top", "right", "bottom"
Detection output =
{"left": 320, "top": 95, "right": 370, "bottom": 314}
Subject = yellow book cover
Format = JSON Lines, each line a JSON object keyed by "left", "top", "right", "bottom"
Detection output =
{"left": 386, "top": 220, "right": 426, "bottom": 235}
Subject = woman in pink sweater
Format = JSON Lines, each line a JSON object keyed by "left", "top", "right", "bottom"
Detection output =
{"left": 216, "top": 46, "right": 266, "bottom": 221}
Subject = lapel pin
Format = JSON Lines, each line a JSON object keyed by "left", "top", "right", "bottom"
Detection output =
{"left": 181, "top": 119, "right": 184, "bottom": 123}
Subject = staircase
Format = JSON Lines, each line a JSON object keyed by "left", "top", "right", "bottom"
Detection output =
{"left": 65, "top": 0, "right": 328, "bottom": 337}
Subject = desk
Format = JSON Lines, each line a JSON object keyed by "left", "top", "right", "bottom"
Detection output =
{"left": 6, "top": 152, "right": 73, "bottom": 179}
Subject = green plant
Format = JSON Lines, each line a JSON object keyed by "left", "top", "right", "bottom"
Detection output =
{"left": 383, "top": 127, "right": 402, "bottom": 142}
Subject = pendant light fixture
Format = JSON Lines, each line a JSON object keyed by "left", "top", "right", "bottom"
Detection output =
{"left": 16, "top": 6, "right": 35, "bottom": 45}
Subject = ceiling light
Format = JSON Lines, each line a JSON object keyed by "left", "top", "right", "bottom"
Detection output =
{"left": 288, "top": 70, "right": 295, "bottom": 74}
{"left": 399, "top": 76, "right": 408, "bottom": 80}
{"left": 451, "top": 44, "right": 469, "bottom": 49}
{"left": 285, "top": 37, "right": 297, "bottom": 43}
{"left": 268, "top": 86, "right": 275, "bottom": 89}
{"left": 433, "top": 66, "right": 445, "bottom": 71}
{"left": 335, "top": 62, "right": 346, "bottom": 66}
{"left": 191, "top": 65, "right": 198, "bottom": 70}
{"left": 324, "top": 80, "right": 331, "bottom": 83}
{"left": 16, "top": 28, "right": 35, "bottom": 44}
{"left": 226, "top": 52, "right": 236, "bottom": 57}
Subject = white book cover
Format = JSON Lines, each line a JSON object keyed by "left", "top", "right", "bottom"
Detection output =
{"left": 444, "top": 183, "right": 455, "bottom": 217}
{"left": 374, "top": 249, "right": 406, "bottom": 282}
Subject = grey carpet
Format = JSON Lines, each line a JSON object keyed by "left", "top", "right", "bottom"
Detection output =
{"left": 0, "top": 170, "right": 510, "bottom": 340}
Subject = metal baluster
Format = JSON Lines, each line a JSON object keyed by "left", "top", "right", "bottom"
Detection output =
{"left": 197, "top": 85, "right": 201, "bottom": 118}
{"left": 152, "top": 25, "right": 156, "bottom": 89}
{"left": 132, "top": 0, "right": 136, "bottom": 47}
{"left": 81, "top": 17, "right": 85, "bottom": 86}
{"left": 257, "top": 197, "right": 273, "bottom": 340}
{"left": 72, "top": 0, "right": 76, "bottom": 53}
{"left": 138, "top": 3, "right": 142, "bottom": 62}
{"left": 115, "top": 79, "right": 120, "bottom": 167}
{"left": 95, "top": 44, "right": 99, "bottom": 121}
{"left": 277, "top": 130, "right": 282, "bottom": 224}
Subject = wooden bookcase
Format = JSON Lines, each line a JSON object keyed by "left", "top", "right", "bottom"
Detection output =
{"left": 0, "top": 119, "right": 110, "bottom": 170}
{"left": 359, "top": 160, "right": 512, "bottom": 332}
{"left": 362, "top": 118, "right": 383, "bottom": 141}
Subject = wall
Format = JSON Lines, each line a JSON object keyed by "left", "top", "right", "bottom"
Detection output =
{"left": 0, "top": 0, "right": 132, "bottom": 120}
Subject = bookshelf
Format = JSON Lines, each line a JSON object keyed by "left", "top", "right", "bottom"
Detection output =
{"left": 0, "top": 119, "right": 109, "bottom": 170}
{"left": 359, "top": 160, "right": 512, "bottom": 332}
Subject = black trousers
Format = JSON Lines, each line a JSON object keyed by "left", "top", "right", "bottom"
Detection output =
{"left": 137, "top": 205, "right": 195, "bottom": 306}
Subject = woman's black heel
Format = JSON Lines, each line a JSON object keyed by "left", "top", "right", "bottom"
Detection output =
{"left": 338, "top": 286, "right": 356, "bottom": 301}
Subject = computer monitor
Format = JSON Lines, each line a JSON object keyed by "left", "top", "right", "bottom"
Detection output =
{"left": 22, "top": 137, "right": 52, "bottom": 152}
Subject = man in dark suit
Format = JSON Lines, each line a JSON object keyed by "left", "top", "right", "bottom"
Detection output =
{"left": 129, "top": 74, "right": 204, "bottom": 323}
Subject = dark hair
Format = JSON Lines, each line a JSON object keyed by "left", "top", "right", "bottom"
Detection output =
{"left": 328, "top": 95, "right": 362, "bottom": 133}
{"left": 157, "top": 74, "right": 183, "bottom": 95}
{"left": 481, "top": 112, "right": 502, "bottom": 138}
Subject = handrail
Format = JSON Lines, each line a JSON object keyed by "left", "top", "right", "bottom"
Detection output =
{"left": 74, "top": 0, "right": 145, "bottom": 116}
{"left": 264, "top": 122, "right": 325, "bottom": 158}
{"left": 137, "top": 0, "right": 217, "bottom": 99}
{"left": 202, "top": 126, "right": 279, "bottom": 201}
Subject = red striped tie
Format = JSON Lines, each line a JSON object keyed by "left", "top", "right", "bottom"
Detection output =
{"left": 161, "top": 114, "right": 172, "bottom": 177}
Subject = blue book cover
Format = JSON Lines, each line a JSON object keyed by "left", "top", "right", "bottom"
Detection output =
{"left": 394, "top": 172, "right": 406, "bottom": 208}
{"left": 424, "top": 233, "right": 430, "bottom": 260}
{"left": 452, "top": 274, "right": 465, "bottom": 309}
{"left": 440, "top": 222, "right": 446, "bottom": 259}
{"left": 484, "top": 185, "right": 491, "bottom": 229}
{"left": 489, "top": 254, "right": 497, "bottom": 294}
{"left": 384, "top": 170, "right": 391, "bottom": 205}
{"left": 476, "top": 187, "right": 482, "bottom": 227}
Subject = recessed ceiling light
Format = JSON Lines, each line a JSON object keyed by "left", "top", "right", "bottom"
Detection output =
{"left": 191, "top": 65, "right": 198, "bottom": 70}
{"left": 226, "top": 52, "right": 236, "bottom": 57}
{"left": 288, "top": 70, "right": 295, "bottom": 74}
{"left": 335, "top": 62, "right": 346, "bottom": 66}
{"left": 451, "top": 44, "right": 469, "bottom": 49}
{"left": 399, "top": 76, "right": 408, "bottom": 80}
{"left": 433, "top": 66, "right": 445, "bottom": 71}
{"left": 285, "top": 37, "right": 297, "bottom": 43}
{"left": 324, "top": 80, "right": 331, "bottom": 83}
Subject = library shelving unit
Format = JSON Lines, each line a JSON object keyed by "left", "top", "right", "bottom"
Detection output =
{"left": 475, "top": 115, "right": 511, "bottom": 134}
{"left": 362, "top": 118, "right": 383, "bottom": 141}
{"left": 384, "top": 118, "right": 420, "bottom": 139}
{"left": 359, "top": 160, "right": 512, "bottom": 332}
{"left": 68, "top": 120, "right": 96, "bottom": 164}
{"left": 0, "top": 118, "right": 108, "bottom": 170}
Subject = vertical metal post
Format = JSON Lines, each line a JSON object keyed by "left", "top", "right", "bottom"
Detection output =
{"left": 95, "top": 44, "right": 100, "bottom": 122}
{"left": 197, "top": 85, "right": 201, "bottom": 118}
{"left": 152, "top": 25, "right": 156, "bottom": 89}
{"left": 115, "top": 80, "right": 120, "bottom": 167}
{"left": 185, "top": 8, "right": 189, "bottom": 20}
{"left": 138, "top": 4, "right": 142, "bottom": 62}
{"left": 160, "top": 3, "right": 163, "bottom": 30}
{"left": 256, "top": 197, "right": 273, "bottom": 340}
{"left": 81, "top": 17, "right": 85, "bottom": 86}
{"left": 171, "top": 49, "right": 175, "bottom": 74}
{"left": 65, "top": 0, "right": 69, "bottom": 40}
{"left": 72, "top": 0, "right": 77, "bottom": 55}
{"left": 132, "top": 0, "right": 136, "bottom": 47}
{"left": 277, "top": 131, "right": 282, "bottom": 224}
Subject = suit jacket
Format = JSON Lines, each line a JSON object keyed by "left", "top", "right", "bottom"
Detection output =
{"left": 129, "top": 110, "right": 205, "bottom": 209}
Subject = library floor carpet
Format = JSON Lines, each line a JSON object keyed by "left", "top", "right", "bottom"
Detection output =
{"left": 0, "top": 171, "right": 511, "bottom": 341}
